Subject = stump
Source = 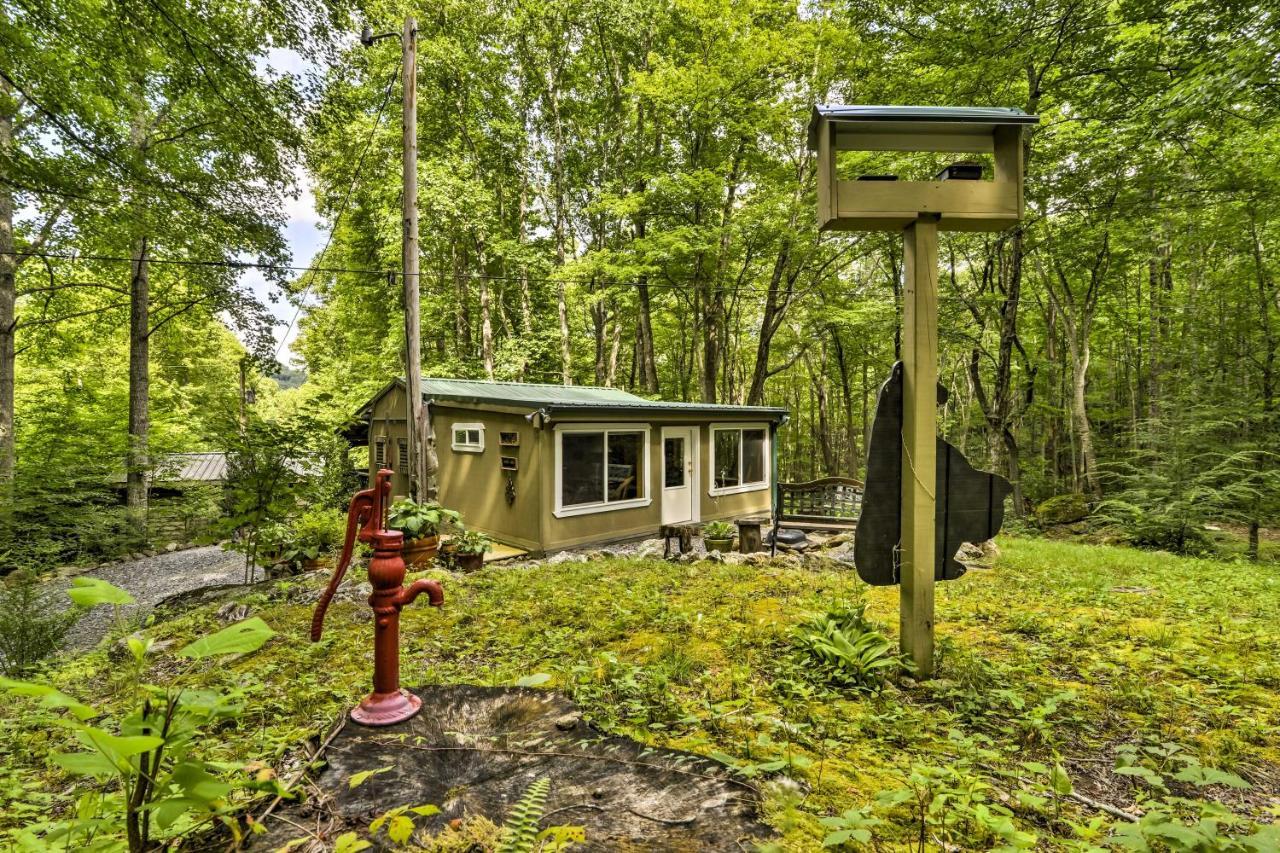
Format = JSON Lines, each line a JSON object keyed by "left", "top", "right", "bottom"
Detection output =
{"left": 736, "top": 516, "right": 768, "bottom": 553}
{"left": 255, "top": 686, "right": 773, "bottom": 851}
{"left": 659, "top": 523, "right": 695, "bottom": 558}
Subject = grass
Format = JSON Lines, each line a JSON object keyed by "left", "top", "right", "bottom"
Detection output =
{"left": 2, "top": 536, "right": 1279, "bottom": 850}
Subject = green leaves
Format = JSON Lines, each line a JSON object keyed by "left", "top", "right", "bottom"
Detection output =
{"left": 177, "top": 618, "right": 275, "bottom": 659}
{"left": 66, "top": 578, "right": 134, "bottom": 608}
{"left": 514, "top": 672, "right": 552, "bottom": 687}
{"left": 347, "top": 766, "right": 393, "bottom": 789}
{"left": 0, "top": 677, "right": 97, "bottom": 720}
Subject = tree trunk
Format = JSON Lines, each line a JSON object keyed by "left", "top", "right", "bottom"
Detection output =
{"left": 127, "top": 235, "right": 151, "bottom": 530}
{"left": 1068, "top": 334, "right": 1100, "bottom": 497}
{"left": 476, "top": 238, "right": 494, "bottom": 379}
{"left": 0, "top": 90, "right": 15, "bottom": 485}
{"left": 0, "top": 132, "right": 14, "bottom": 487}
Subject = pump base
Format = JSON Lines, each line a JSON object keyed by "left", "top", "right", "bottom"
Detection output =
{"left": 351, "top": 688, "right": 422, "bottom": 727}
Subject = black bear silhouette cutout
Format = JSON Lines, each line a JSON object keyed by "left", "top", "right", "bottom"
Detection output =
{"left": 854, "top": 362, "right": 1012, "bottom": 586}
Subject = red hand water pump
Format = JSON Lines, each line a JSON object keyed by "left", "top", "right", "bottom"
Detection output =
{"left": 311, "top": 469, "right": 443, "bottom": 726}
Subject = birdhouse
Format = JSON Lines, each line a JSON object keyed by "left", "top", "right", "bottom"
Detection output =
{"left": 806, "top": 105, "right": 1039, "bottom": 232}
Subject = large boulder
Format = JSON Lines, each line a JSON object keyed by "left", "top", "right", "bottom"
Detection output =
{"left": 1035, "top": 493, "right": 1089, "bottom": 526}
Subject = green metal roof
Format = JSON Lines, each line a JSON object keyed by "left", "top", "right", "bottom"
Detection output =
{"left": 413, "top": 377, "right": 788, "bottom": 419}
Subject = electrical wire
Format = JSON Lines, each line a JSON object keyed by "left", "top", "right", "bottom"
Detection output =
{"left": 271, "top": 64, "right": 400, "bottom": 359}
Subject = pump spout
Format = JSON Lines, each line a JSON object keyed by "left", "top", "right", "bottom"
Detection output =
{"left": 397, "top": 578, "right": 444, "bottom": 608}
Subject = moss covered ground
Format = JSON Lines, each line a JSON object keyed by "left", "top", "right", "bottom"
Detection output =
{"left": 3, "top": 536, "right": 1278, "bottom": 850}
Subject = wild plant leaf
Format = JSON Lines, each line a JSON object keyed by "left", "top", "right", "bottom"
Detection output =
{"left": 333, "top": 832, "right": 372, "bottom": 853}
{"left": 0, "top": 678, "right": 96, "bottom": 720}
{"left": 178, "top": 617, "right": 275, "bottom": 659}
{"left": 76, "top": 728, "right": 164, "bottom": 764}
{"left": 514, "top": 673, "right": 552, "bottom": 687}
{"left": 67, "top": 578, "right": 135, "bottom": 608}
{"left": 387, "top": 814, "right": 415, "bottom": 844}
{"left": 348, "top": 766, "right": 393, "bottom": 789}
{"left": 49, "top": 751, "right": 118, "bottom": 779}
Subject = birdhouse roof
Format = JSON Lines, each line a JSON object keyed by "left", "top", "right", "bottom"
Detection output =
{"left": 807, "top": 104, "right": 1038, "bottom": 149}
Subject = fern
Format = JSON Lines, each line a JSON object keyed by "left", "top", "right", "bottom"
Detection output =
{"left": 497, "top": 777, "right": 550, "bottom": 853}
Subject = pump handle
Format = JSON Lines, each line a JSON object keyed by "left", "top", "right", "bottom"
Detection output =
{"left": 310, "top": 470, "right": 393, "bottom": 641}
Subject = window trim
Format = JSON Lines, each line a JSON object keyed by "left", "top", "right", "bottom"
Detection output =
{"left": 709, "top": 422, "right": 770, "bottom": 497}
{"left": 451, "top": 422, "right": 485, "bottom": 453}
{"left": 553, "top": 423, "right": 652, "bottom": 518}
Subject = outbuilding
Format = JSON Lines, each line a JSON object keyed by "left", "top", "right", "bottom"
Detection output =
{"left": 348, "top": 378, "right": 788, "bottom": 554}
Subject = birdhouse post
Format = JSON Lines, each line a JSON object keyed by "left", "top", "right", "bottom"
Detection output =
{"left": 807, "top": 105, "right": 1038, "bottom": 677}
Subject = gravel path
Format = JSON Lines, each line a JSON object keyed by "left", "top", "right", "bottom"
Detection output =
{"left": 51, "top": 546, "right": 263, "bottom": 651}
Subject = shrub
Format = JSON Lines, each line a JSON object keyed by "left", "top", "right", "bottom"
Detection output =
{"left": 792, "top": 605, "right": 899, "bottom": 691}
{"left": 387, "top": 499, "right": 461, "bottom": 541}
{"left": 0, "top": 571, "right": 79, "bottom": 676}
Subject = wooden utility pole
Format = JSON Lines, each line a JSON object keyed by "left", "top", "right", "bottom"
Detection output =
{"left": 900, "top": 214, "right": 939, "bottom": 676}
{"left": 400, "top": 16, "right": 432, "bottom": 500}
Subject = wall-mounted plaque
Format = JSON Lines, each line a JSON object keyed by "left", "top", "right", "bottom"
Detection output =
{"left": 499, "top": 432, "right": 520, "bottom": 447}
{"left": 500, "top": 456, "right": 519, "bottom": 471}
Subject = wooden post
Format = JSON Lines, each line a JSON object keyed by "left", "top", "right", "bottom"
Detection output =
{"left": 401, "top": 16, "right": 431, "bottom": 500}
{"left": 900, "top": 214, "right": 939, "bottom": 677}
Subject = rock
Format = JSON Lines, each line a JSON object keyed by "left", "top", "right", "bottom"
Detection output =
{"left": 635, "top": 538, "right": 666, "bottom": 559}
{"left": 165, "top": 542, "right": 179, "bottom": 552}
{"left": 553, "top": 712, "right": 581, "bottom": 731}
{"left": 744, "top": 553, "right": 770, "bottom": 567}
{"left": 584, "top": 549, "right": 612, "bottom": 561}
{"left": 821, "top": 532, "right": 854, "bottom": 548}
{"left": 545, "top": 551, "right": 588, "bottom": 565}
{"left": 703, "top": 550, "right": 725, "bottom": 563}
{"left": 772, "top": 554, "right": 802, "bottom": 570}
{"left": 720, "top": 552, "right": 749, "bottom": 565}
{"left": 216, "top": 601, "right": 251, "bottom": 622}
{"left": 1035, "top": 493, "right": 1089, "bottom": 525}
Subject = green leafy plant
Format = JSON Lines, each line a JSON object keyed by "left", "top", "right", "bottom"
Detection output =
{"left": 275, "top": 508, "right": 346, "bottom": 569}
{"left": 494, "top": 777, "right": 583, "bottom": 853}
{"left": 453, "top": 527, "right": 492, "bottom": 555}
{"left": 701, "top": 520, "right": 735, "bottom": 540}
{"left": 387, "top": 499, "right": 461, "bottom": 541}
{"left": 0, "top": 571, "right": 79, "bottom": 676}
{"left": 820, "top": 806, "right": 882, "bottom": 848}
{"left": 1, "top": 580, "right": 281, "bottom": 851}
{"left": 792, "top": 605, "right": 899, "bottom": 692}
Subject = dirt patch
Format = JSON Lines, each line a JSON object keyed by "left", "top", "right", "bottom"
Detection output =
{"left": 256, "top": 685, "right": 773, "bottom": 851}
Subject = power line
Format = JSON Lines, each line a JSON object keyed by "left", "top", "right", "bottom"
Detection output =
{"left": 272, "top": 64, "right": 401, "bottom": 359}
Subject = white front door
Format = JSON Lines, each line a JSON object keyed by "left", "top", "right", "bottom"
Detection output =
{"left": 661, "top": 427, "right": 698, "bottom": 525}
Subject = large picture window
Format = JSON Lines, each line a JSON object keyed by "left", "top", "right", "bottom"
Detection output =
{"left": 710, "top": 424, "right": 769, "bottom": 496}
{"left": 555, "top": 425, "right": 650, "bottom": 517}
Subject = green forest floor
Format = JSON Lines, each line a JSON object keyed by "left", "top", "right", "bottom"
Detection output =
{"left": 3, "top": 537, "right": 1279, "bottom": 850}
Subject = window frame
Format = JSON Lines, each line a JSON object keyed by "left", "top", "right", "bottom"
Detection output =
{"left": 397, "top": 438, "right": 409, "bottom": 471}
{"left": 451, "top": 422, "right": 485, "bottom": 453}
{"left": 553, "top": 423, "right": 652, "bottom": 518}
{"left": 708, "top": 423, "right": 770, "bottom": 497}
{"left": 373, "top": 437, "right": 387, "bottom": 467}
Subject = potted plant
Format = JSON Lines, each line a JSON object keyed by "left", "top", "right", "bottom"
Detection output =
{"left": 702, "top": 520, "right": 736, "bottom": 553}
{"left": 451, "top": 527, "right": 491, "bottom": 572}
{"left": 387, "top": 499, "right": 461, "bottom": 566}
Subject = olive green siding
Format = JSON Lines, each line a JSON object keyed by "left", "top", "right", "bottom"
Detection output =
{"left": 364, "top": 387, "right": 777, "bottom": 554}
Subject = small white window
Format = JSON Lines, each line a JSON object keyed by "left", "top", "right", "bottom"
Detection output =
{"left": 452, "top": 423, "right": 485, "bottom": 453}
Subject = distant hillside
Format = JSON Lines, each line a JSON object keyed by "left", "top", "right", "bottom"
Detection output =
{"left": 272, "top": 367, "right": 307, "bottom": 391}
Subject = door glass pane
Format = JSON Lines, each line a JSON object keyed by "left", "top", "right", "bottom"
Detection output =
{"left": 607, "top": 432, "right": 642, "bottom": 501}
{"left": 743, "top": 429, "right": 766, "bottom": 484}
{"left": 562, "top": 432, "right": 604, "bottom": 506}
{"left": 664, "top": 437, "right": 685, "bottom": 488}
{"left": 715, "top": 429, "right": 740, "bottom": 488}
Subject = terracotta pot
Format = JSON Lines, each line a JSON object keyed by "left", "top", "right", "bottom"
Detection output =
{"left": 454, "top": 551, "right": 485, "bottom": 572}
{"left": 705, "top": 538, "right": 734, "bottom": 553}
{"left": 402, "top": 535, "right": 440, "bottom": 567}
{"left": 302, "top": 556, "right": 329, "bottom": 572}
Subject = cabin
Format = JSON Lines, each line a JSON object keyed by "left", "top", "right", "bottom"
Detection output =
{"left": 347, "top": 378, "right": 789, "bottom": 554}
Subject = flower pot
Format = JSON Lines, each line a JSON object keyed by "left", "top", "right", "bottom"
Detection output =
{"left": 454, "top": 551, "right": 485, "bottom": 572}
{"left": 705, "top": 538, "right": 734, "bottom": 553}
{"left": 402, "top": 535, "right": 440, "bottom": 567}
